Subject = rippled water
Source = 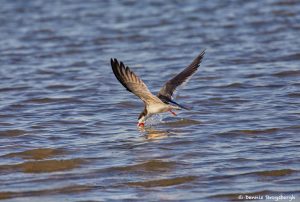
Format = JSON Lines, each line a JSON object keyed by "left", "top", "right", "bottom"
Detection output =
{"left": 1, "top": 0, "right": 300, "bottom": 201}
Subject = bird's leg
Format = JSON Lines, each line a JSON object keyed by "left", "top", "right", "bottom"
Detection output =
{"left": 169, "top": 109, "right": 177, "bottom": 116}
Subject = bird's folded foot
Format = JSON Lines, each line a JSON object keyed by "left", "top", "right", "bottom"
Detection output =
{"left": 169, "top": 109, "right": 177, "bottom": 116}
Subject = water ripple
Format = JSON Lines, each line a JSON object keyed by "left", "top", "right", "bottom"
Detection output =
{"left": 1, "top": 0, "right": 299, "bottom": 201}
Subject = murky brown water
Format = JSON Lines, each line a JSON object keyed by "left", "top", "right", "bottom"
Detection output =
{"left": 1, "top": 0, "right": 300, "bottom": 201}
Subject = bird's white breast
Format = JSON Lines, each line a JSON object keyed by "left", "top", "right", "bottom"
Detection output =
{"left": 147, "top": 103, "right": 169, "bottom": 114}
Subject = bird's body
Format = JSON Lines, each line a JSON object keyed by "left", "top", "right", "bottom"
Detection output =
{"left": 148, "top": 103, "right": 173, "bottom": 114}
{"left": 110, "top": 50, "right": 205, "bottom": 127}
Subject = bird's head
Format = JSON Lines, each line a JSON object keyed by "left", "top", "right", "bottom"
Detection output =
{"left": 137, "top": 116, "right": 146, "bottom": 127}
{"left": 137, "top": 109, "right": 147, "bottom": 127}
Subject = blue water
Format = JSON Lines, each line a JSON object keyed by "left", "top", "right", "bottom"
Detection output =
{"left": 0, "top": 0, "right": 300, "bottom": 201}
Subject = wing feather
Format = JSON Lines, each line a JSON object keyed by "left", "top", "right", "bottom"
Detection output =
{"left": 157, "top": 49, "right": 206, "bottom": 100}
{"left": 111, "top": 58, "right": 163, "bottom": 105}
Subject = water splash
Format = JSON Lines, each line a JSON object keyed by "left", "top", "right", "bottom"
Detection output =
{"left": 146, "top": 114, "right": 166, "bottom": 126}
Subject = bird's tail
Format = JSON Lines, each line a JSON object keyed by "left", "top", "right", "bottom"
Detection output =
{"left": 169, "top": 100, "right": 191, "bottom": 110}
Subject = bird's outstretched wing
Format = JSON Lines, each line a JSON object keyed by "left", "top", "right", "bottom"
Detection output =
{"left": 157, "top": 50, "right": 206, "bottom": 102}
{"left": 111, "top": 58, "right": 163, "bottom": 105}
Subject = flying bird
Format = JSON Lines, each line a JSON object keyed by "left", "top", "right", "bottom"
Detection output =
{"left": 111, "top": 50, "right": 205, "bottom": 127}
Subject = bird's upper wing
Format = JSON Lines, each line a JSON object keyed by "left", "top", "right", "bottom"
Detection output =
{"left": 111, "top": 58, "right": 163, "bottom": 105}
{"left": 157, "top": 50, "right": 205, "bottom": 101}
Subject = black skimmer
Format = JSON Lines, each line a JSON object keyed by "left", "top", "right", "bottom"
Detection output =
{"left": 111, "top": 50, "right": 205, "bottom": 127}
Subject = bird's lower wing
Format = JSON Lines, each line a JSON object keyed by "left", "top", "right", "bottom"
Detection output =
{"left": 111, "top": 58, "right": 163, "bottom": 105}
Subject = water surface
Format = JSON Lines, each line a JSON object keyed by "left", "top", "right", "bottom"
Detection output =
{"left": 0, "top": 0, "right": 300, "bottom": 201}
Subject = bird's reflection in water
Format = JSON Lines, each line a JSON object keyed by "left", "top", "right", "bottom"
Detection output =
{"left": 139, "top": 127, "right": 171, "bottom": 140}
